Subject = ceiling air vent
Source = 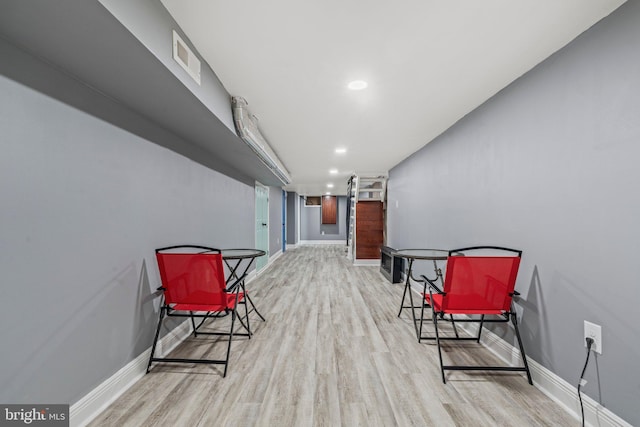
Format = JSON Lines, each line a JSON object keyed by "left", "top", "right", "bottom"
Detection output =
{"left": 172, "top": 30, "right": 201, "bottom": 85}
{"left": 232, "top": 96, "right": 292, "bottom": 185}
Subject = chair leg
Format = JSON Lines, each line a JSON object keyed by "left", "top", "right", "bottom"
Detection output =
{"left": 234, "top": 296, "right": 252, "bottom": 337}
{"left": 245, "top": 293, "right": 266, "bottom": 321}
{"left": 398, "top": 263, "right": 412, "bottom": 317}
{"left": 223, "top": 308, "right": 237, "bottom": 378}
{"left": 418, "top": 296, "right": 427, "bottom": 343}
{"left": 511, "top": 311, "right": 533, "bottom": 385}
{"left": 450, "top": 315, "right": 460, "bottom": 338}
{"left": 230, "top": 284, "right": 251, "bottom": 336}
{"left": 477, "top": 315, "right": 485, "bottom": 343}
{"left": 239, "top": 281, "right": 255, "bottom": 332}
{"left": 398, "top": 281, "right": 409, "bottom": 317}
{"left": 235, "top": 301, "right": 252, "bottom": 336}
{"left": 147, "top": 306, "right": 166, "bottom": 373}
{"left": 432, "top": 309, "right": 446, "bottom": 384}
{"left": 244, "top": 296, "right": 251, "bottom": 338}
{"left": 190, "top": 311, "right": 198, "bottom": 337}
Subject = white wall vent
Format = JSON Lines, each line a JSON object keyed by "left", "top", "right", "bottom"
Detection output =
{"left": 172, "top": 30, "right": 201, "bottom": 85}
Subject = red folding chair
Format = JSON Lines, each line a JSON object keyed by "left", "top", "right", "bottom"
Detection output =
{"left": 147, "top": 245, "right": 249, "bottom": 377}
{"left": 419, "top": 246, "right": 532, "bottom": 384}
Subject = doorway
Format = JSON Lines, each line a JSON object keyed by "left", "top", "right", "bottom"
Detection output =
{"left": 255, "top": 183, "right": 269, "bottom": 271}
{"left": 282, "top": 190, "right": 287, "bottom": 253}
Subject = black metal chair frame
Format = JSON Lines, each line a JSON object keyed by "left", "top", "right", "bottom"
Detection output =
{"left": 147, "top": 245, "right": 250, "bottom": 377}
{"left": 418, "top": 246, "right": 533, "bottom": 385}
{"left": 157, "top": 245, "right": 256, "bottom": 335}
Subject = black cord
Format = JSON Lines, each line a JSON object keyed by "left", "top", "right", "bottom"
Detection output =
{"left": 578, "top": 337, "right": 594, "bottom": 427}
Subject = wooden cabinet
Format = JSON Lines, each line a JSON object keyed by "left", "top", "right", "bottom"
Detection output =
{"left": 321, "top": 196, "right": 337, "bottom": 224}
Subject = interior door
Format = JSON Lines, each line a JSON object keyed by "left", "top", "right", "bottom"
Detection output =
{"left": 255, "top": 184, "right": 269, "bottom": 271}
{"left": 282, "top": 189, "right": 287, "bottom": 252}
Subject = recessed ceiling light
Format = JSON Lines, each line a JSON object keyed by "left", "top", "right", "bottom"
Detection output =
{"left": 327, "top": 183, "right": 334, "bottom": 188}
{"left": 329, "top": 169, "right": 338, "bottom": 174}
{"left": 326, "top": 192, "right": 332, "bottom": 196}
{"left": 335, "top": 147, "right": 347, "bottom": 154}
{"left": 347, "top": 80, "right": 368, "bottom": 90}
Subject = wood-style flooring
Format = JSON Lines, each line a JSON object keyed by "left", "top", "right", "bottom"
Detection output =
{"left": 89, "top": 245, "right": 578, "bottom": 426}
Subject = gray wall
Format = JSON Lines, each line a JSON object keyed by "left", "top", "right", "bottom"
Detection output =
{"left": 286, "top": 191, "right": 298, "bottom": 245}
{"left": 387, "top": 2, "right": 640, "bottom": 424}
{"left": 0, "top": 40, "right": 254, "bottom": 406}
{"left": 300, "top": 196, "right": 347, "bottom": 241}
{"left": 268, "top": 186, "right": 284, "bottom": 255}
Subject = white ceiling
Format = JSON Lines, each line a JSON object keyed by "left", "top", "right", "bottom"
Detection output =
{"left": 161, "top": 0, "right": 624, "bottom": 195}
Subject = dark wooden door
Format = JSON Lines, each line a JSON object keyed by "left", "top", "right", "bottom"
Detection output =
{"left": 355, "top": 201, "right": 383, "bottom": 259}
{"left": 322, "top": 196, "right": 337, "bottom": 224}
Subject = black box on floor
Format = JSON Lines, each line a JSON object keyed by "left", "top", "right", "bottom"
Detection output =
{"left": 380, "top": 246, "right": 404, "bottom": 283}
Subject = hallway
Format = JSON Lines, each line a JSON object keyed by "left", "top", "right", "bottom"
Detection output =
{"left": 90, "top": 245, "right": 577, "bottom": 426}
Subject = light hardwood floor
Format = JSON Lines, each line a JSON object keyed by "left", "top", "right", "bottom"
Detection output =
{"left": 89, "top": 245, "right": 578, "bottom": 426}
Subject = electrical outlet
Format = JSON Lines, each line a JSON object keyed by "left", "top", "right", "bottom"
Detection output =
{"left": 584, "top": 321, "right": 602, "bottom": 354}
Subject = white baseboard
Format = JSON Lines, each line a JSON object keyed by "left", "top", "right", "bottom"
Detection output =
{"left": 256, "top": 249, "right": 282, "bottom": 277}
{"left": 477, "top": 326, "right": 631, "bottom": 427}
{"left": 286, "top": 243, "right": 297, "bottom": 250}
{"left": 407, "top": 285, "right": 631, "bottom": 427}
{"left": 298, "top": 240, "right": 345, "bottom": 245}
{"left": 70, "top": 319, "right": 192, "bottom": 427}
{"left": 269, "top": 249, "right": 283, "bottom": 264}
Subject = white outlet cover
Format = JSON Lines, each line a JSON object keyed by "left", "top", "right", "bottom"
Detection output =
{"left": 584, "top": 320, "right": 602, "bottom": 354}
